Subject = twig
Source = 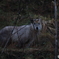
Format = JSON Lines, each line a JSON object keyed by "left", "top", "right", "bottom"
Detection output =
{"left": 0, "top": 48, "right": 55, "bottom": 53}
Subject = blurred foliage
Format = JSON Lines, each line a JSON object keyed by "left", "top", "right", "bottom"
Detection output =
{"left": 0, "top": 0, "right": 59, "bottom": 29}
{"left": 0, "top": 51, "right": 54, "bottom": 59}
